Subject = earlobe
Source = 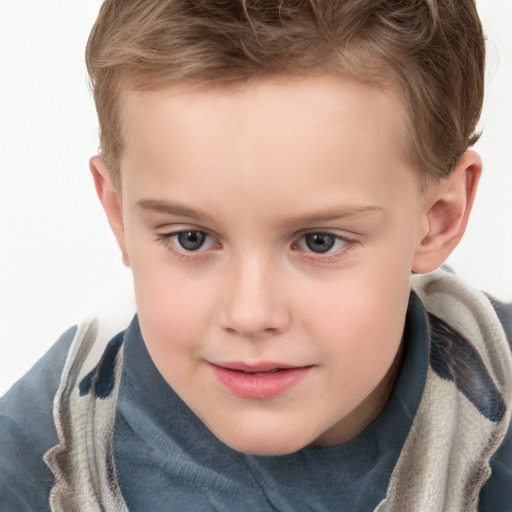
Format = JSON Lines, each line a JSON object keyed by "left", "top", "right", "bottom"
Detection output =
{"left": 412, "top": 150, "right": 482, "bottom": 274}
{"left": 89, "top": 156, "right": 131, "bottom": 267}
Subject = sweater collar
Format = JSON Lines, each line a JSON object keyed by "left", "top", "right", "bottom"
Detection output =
{"left": 116, "top": 292, "right": 430, "bottom": 504}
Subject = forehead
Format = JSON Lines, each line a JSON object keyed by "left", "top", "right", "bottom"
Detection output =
{"left": 120, "top": 74, "right": 408, "bottom": 149}
{"left": 118, "top": 74, "right": 419, "bottom": 212}
{"left": 122, "top": 74, "right": 406, "bottom": 134}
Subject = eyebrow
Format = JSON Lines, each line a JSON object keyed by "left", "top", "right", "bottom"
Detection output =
{"left": 137, "top": 198, "right": 383, "bottom": 226}
{"left": 138, "top": 198, "right": 215, "bottom": 223}
{"left": 280, "top": 205, "right": 384, "bottom": 226}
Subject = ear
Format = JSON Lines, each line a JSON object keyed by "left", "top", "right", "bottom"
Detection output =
{"left": 412, "top": 150, "right": 482, "bottom": 274}
{"left": 89, "top": 156, "right": 130, "bottom": 267}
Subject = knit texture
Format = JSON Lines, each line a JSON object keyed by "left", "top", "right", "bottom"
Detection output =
{"left": 43, "top": 268, "right": 512, "bottom": 511}
{"left": 376, "top": 270, "right": 512, "bottom": 511}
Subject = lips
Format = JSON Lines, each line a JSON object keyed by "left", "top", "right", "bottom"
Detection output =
{"left": 210, "top": 361, "right": 312, "bottom": 400}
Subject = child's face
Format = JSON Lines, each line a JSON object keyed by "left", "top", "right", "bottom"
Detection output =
{"left": 111, "top": 75, "right": 430, "bottom": 455}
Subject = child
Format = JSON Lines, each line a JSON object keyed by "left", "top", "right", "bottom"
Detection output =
{"left": 1, "top": 0, "right": 510, "bottom": 510}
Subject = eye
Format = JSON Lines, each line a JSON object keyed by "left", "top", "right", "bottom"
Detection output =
{"left": 175, "top": 231, "right": 208, "bottom": 251}
{"left": 296, "top": 232, "right": 350, "bottom": 254}
{"left": 159, "top": 230, "right": 217, "bottom": 253}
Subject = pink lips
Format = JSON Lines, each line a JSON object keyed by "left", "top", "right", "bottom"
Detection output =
{"left": 210, "top": 361, "right": 312, "bottom": 399}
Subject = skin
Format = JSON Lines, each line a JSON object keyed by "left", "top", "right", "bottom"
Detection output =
{"left": 91, "top": 75, "right": 481, "bottom": 455}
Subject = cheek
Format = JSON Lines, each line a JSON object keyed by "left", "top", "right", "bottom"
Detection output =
{"left": 130, "top": 255, "right": 219, "bottom": 356}
{"left": 132, "top": 265, "right": 221, "bottom": 391}
{"left": 298, "top": 260, "right": 410, "bottom": 372}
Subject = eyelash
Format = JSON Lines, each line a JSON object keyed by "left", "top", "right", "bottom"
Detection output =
{"left": 292, "top": 232, "right": 357, "bottom": 262}
{"left": 156, "top": 230, "right": 219, "bottom": 261}
{"left": 156, "top": 229, "right": 358, "bottom": 262}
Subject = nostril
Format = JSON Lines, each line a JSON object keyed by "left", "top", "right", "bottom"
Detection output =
{"left": 224, "top": 325, "right": 278, "bottom": 338}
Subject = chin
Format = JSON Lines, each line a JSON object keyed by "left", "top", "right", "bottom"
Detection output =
{"left": 213, "top": 423, "right": 314, "bottom": 456}
{"left": 228, "top": 438, "right": 306, "bottom": 456}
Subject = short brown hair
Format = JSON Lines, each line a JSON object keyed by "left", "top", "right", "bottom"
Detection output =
{"left": 86, "top": 0, "right": 485, "bottom": 190}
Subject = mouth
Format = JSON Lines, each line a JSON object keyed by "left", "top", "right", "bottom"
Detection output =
{"left": 209, "top": 361, "right": 313, "bottom": 400}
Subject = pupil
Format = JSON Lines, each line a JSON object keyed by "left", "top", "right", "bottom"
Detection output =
{"left": 305, "top": 233, "right": 335, "bottom": 253}
{"left": 178, "top": 231, "right": 205, "bottom": 251}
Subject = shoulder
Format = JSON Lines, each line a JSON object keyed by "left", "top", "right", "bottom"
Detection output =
{"left": 0, "top": 304, "right": 135, "bottom": 511}
{"left": 411, "top": 269, "right": 512, "bottom": 507}
{"left": 0, "top": 326, "right": 76, "bottom": 511}
{"left": 489, "top": 297, "right": 512, "bottom": 347}
{"left": 478, "top": 417, "right": 512, "bottom": 510}
{"left": 479, "top": 298, "right": 512, "bottom": 510}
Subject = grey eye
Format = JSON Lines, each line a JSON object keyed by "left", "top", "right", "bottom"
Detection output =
{"left": 177, "top": 231, "right": 206, "bottom": 251}
{"left": 304, "top": 233, "right": 336, "bottom": 253}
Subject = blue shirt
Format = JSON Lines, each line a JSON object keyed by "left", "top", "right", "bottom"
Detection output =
{"left": 1, "top": 293, "right": 511, "bottom": 511}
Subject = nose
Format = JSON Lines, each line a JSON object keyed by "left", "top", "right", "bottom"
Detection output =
{"left": 221, "top": 257, "right": 290, "bottom": 339}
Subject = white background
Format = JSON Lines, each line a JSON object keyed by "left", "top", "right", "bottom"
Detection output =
{"left": 0, "top": 1, "right": 511, "bottom": 396}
